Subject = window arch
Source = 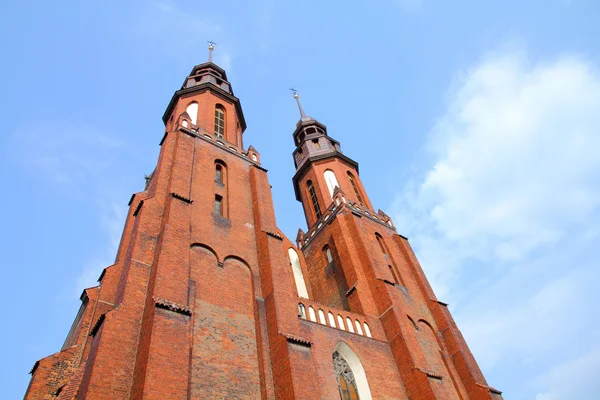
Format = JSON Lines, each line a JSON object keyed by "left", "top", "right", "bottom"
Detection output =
{"left": 307, "top": 180, "right": 322, "bottom": 219}
{"left": 214, "top": 104, "right": 225, "bottom": 138}
{"left": 186, "top": 102, "right": 198, "bottom": 125}
{"left": 288, "top": 248, "right": 309, "bottom": 299}
{"left": 324, "top": 169, "right": 340, "bottom": 199}
{"left": 333, "top": 342, "right": 372, "bottom": 400}
{"left": 347, "top": 172, "right": 364, "bottom": 205}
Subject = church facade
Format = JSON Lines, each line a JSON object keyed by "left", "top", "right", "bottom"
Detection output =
{"left": 25, "top": 55, "right": 503, "bottom": 399}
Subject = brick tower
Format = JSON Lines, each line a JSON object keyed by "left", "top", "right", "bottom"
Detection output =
{"left": 25, "top": 48, "right": 503, "bottom": 399}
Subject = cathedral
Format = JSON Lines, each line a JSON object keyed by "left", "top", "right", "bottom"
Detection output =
{"left": 25, "top": 46, "right": 503, "bottom": 399}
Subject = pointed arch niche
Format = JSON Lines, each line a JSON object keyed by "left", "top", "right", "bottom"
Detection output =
{"left": 333, "top": 342, "right": 372, "bottom": 400}
{"left": 287, "top": 248, "right": 309, "bottom": 299}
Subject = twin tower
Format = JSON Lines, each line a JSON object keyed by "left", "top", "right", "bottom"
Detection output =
{"left": 25, "top": 57, "right": 502, "bottom": 399}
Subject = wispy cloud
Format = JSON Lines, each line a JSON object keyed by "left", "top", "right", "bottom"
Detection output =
{"left": 392, "top": 49, "right": 600, "bottom": 397}
{"left": 10, "top": 124, "right": 122, "bottom": 190}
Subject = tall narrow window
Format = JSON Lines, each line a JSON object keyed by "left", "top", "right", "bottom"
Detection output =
{"left": 324, "top": 170, "right": 340, "bottom": 199}
{"left": 288, "top": 248, "right": 309, "bottom": 299}
{"left": 307, "top": 180, "right": 322, "bottom": 219}
{"left": 215, "top": 165, "right": 223, "bottom": 183}
{"left": 214, "top": 195, "right": 223, "bottom": 216}
{"left": 347, "top": 172, "right": 364, "bottom": 205}
{"left": 214, "top": 106, "right": 225, "bottom": 138}
{"left": 325, "top": 246, "right": 333, "bottom": 264}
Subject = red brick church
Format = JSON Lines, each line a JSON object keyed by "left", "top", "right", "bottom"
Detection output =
{"left": 25, "top": 47, "right": 503, "bottom": 399}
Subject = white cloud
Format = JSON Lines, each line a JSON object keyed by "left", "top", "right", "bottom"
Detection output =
{"left": 392, "top": 50, "right": 600, "bottom": 398}
{"left": 534, "top": 347, "right": 600, "bottom": 400}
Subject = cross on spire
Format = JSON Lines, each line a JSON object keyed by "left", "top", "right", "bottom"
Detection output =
{"left": 289, "top": 88, "right": 307, "bottom": 119}
{"left": 207, "top": 41, "right": 216, "bottom": 63}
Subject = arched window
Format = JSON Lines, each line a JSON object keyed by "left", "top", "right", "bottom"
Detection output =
{"left": 333, "top": 342, "right": 373, "bottom": 400}
{"left": 214, "top": 105, "right": 225, "bottom": 138}
{"left": 186, "top": 102, "right": 198, "bottom": 125}
{"left": 288, "top": 248, "right": 309, "bottom": 299}
{"left": 215, "top": 164, "right": 223, "bottom": 183}
{"left": 347, "top": 172, "right": 364, "bottom": 205}
{"left": 307, "top": 180, "right": 322, "bottom": 219}
{"left": 324, "top": 246, "right": 333, "bottom": 264}
{"left": 324, "top": 169, "right": 340, "bottom": 199}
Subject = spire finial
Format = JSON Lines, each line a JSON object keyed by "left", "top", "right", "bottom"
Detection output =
{"left": 207, "top": 41, "right": 216, "bottom": 63}
{"left": 289, "top": 88, "right": 307, "bottom": 119}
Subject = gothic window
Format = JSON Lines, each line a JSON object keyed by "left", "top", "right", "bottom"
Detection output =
{"left": 288, "top": 248, "right": 309, "bottom": 299}
{"left": 214, "top": 105, "right": 225, "bottom": 138}
{"left": 347, "top": 172, "right": 364, "bottom": 205}
{"left": 307, "top": 180, "right": 322, "bottom": 219}
{"left": 333, "top": 351, "right": 360, "bottom": 400}
{"left": 324, "top": 169, "right": 340, "bottom": 199}
{"left": 186, "top": 102, "right": 198, "bottom": 125}
{"left": 214, "top": 195, "right": 223, "bottom": 216}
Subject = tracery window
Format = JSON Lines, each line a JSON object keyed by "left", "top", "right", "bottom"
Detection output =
{"left": 333, "top": 351, "right": 360, "bottom": 400}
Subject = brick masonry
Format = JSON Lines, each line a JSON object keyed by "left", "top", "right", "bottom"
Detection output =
{"left": 25, "top": 61, "right": 503, "bottom": 399}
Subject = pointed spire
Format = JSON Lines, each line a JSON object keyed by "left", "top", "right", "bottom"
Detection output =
{"left": 207, "top": 41, "right": 216, "bottom": 63}
{"left": 289, "top": 88, "right": 308, "bottom": 120}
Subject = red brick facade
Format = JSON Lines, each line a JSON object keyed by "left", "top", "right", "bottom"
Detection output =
{"left": 25, "top": 61, "right": 503, "bottom": 399}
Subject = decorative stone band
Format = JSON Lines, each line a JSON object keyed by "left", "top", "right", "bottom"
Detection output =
{"left": 477, "top": 383, "right": 503, "bottom": 395}
{"left": 171, "top": 192, "right": 193, "bottom": 204}
{"left": 280, "top": 332, "right": 312, "bottom": 347}
{"left": 90, "top": 313, "right": 106, "bottom": 337}
{"left": 415, "top": 367, "right": 443, "bottom": 380}
{"left": 133, "top": 200, "right": 144, "bottom": 217}
{"left": 263, "top": 230, "right": 283, "bottom": 240}
{"left": 154, "top": 297, "right": 192, "bottom": 316}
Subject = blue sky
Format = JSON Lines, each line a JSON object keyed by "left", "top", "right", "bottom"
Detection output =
{"left": 1, "top": 0, "right": 599, "bottom": 398}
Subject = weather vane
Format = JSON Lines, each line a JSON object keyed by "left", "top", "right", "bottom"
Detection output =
{"left": 289, "top": 88, "right": 306, "bottom": 118}
{"left": 207, "top": 41, "right": 216, "bottom": 62}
